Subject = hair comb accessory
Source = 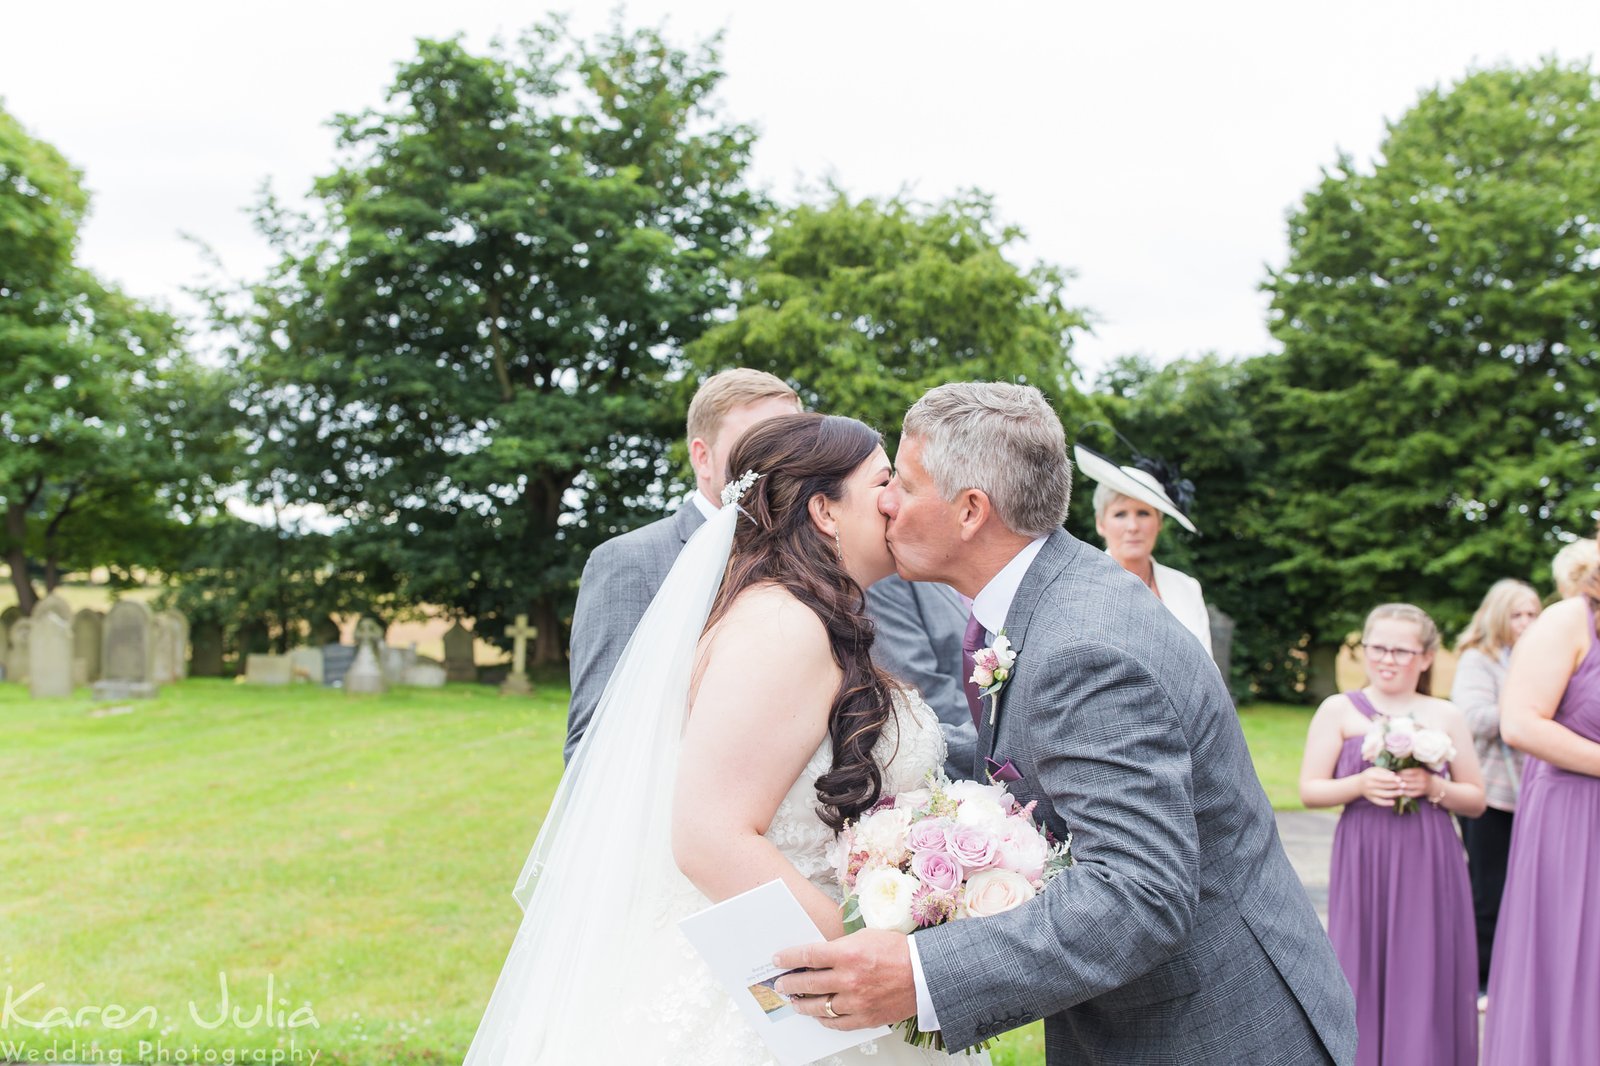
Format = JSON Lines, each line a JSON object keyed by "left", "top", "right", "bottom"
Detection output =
{"left": 720, "top": 469, "right": 763, "bottom": 508}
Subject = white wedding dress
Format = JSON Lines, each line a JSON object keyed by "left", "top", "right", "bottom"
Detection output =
{"left": 464, "top": 500, "right": 988, "bottom": 1065}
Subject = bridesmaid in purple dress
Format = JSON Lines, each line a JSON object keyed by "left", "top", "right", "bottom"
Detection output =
{"left": 1485, "top": 556, "right": 1600, "bottom": 1064}
{"left": 1300, "top": 603, "right": 1486, "bottom": 1066}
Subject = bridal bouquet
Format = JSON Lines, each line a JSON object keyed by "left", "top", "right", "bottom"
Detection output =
{"left": 1360, "top": 715, "right": 1456, "bottom": 815}
{"left": 832, "top": 774, "right": 1072, "bottom": 1050}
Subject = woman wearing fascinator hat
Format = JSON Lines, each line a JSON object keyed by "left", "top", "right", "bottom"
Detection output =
{"left": 1073, "top": 440, "right": 1213, "bottom": 658}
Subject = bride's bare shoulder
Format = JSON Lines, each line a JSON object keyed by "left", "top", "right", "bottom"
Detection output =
{"left": 707, "top": 584, "right": 832, "bottom": 663}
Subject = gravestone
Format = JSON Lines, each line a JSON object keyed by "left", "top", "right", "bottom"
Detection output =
{"left": 36, "top": 593, "right": 73, "bottom": 626}
{"left": 189, "top": 621, "right": 224, "bottom": 677}
{"left": 94, "top": 600, "right": 158, "bottom": 700}
{"left": 443, "top": 622, "right": 476, "bottom": 683}
{"left": 353, "top": 616, "right": 385, "bottom": 649}
{"left": 321, "top": 643, "right": 357, "bottom": 686}
{"left": 29, "top": 614, "right": 74, "bottom": 698}
{"left": 380, "top": 643, "right": 417, "bottom": 686}
{"left": 1207, "top": 604, "right": 1235, "bottom": 692}
{"left": 245, "top": 653, "right": 293, "bottom": 685}
{"left": 288, "top": 646, "right": 324, "bottom": 684}
{"left": 1307, "top": 643, "right": 1340, "bottom": 702}
{"left": 160, "top": 610, "right": 190, "bottom": 680}
{"left": 9, "top": 619, "right": 33, "bottom": 685}
{"left": 151, "top": 613, "right": 179, "bottom": 684}
{"left": 344, "top": 642, "right": 386, "bottom": 694}
{"left": 499, "top": 614, "right": 537, "bottom": 697}
{"left": 73, "top": 609, "right": 105, "bottom": 684}
{"left": 403, "top": 662, "right": 447, "bottom": 688}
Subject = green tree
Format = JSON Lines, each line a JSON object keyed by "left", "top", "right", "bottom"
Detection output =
{"left": 1, "top": 103, "right": 233, "bottom": 612}
{"left": 1261, "top": 61, "right": 1600, "bottom": 642}
{"left": 223, "top": 21, "right": 762, "bottom": 662}
{"left": 688, "top": 191, "right": 1094, "bottom": 446}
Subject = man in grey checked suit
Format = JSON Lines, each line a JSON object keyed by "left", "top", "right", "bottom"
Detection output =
{"left": 564, "top": 369, "right": 800, "bottom": 762}
{"left": 867, "top": 575, "right": 975, "bottom": 780}
{"left": 778, "top": 383, "right": 1356, "bottom": 1065}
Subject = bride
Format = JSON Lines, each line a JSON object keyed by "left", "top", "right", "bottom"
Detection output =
{"left": 464, "top": 412, "right": 986, "bottom": 1065}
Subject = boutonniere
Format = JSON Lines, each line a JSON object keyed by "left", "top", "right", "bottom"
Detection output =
{"left": 970, "top": 632, "right": 1018, "bottom": 725}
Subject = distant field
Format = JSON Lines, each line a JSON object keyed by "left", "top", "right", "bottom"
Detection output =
{"left": 0, "top": 680, "right": 1307, "bottom": 1064}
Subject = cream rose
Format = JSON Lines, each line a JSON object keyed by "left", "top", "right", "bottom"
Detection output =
{"left": 962, "top": 868, "right": 1037, "bottom": 918}
{"left": 855, "top": 807, "right": 914, "bottom": 860}
{"left": 1411, "top": 728, "right": 1456, "bottom": 770}
{"left": 856, "top": 866, "right": 920, "bottom": 933}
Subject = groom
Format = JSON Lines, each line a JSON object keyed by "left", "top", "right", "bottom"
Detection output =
{"left": 777, "top": 383, "right": 1356, "bottom": 1064}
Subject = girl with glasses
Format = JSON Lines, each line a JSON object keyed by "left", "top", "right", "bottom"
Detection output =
{"left": 1299, "top": 604, "right": 1486, "bottom": 1066}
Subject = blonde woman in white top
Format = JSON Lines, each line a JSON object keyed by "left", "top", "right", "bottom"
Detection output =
{"left": 1074, "top": 445, "right": 1213, "bottom": 658}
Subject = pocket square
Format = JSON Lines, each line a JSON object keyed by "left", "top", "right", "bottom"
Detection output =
{"left": 984, "top": 757, "right": 1022, "bottom": 784}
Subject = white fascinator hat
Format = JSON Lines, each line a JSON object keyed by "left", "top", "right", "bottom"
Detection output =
{"left": 1072, "top": 444, "right": 1199, "bottom": 535}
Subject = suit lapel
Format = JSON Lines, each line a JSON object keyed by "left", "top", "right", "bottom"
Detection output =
{"left": 977, "top": 530, "right": 1082, "bottom": 761}
{"left": 674, "top": 498, "right": 708, "bottom": 544}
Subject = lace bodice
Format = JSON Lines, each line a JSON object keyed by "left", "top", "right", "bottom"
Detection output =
{"left": 766, "top": 687, "right": 949, "bottom": 900}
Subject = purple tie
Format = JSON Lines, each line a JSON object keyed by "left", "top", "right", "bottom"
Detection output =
{"left": 961, "top": 611, "right": 986, "bottom": 729}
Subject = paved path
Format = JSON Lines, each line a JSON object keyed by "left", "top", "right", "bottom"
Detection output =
{"left": 1275, "top": 809, "right": 1338, "bottom": 925}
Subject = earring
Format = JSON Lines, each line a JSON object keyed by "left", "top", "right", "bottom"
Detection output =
{"left": 834, "top": 530, "right": 843, "bottom": 561}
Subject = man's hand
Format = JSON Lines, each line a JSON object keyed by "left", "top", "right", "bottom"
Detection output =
{"left": 773, "top": 929, "right": 919, "bottom": 1030}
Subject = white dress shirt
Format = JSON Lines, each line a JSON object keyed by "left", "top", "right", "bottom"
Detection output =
{"left": 689, "top": 490, "right": 719, "bottom": 521}
{"left": 908, "top": 535, "right": 1050, "bottom": 1031}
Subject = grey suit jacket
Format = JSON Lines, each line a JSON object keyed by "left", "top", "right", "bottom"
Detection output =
{"left": 565, "top": 502, "right": 706, "bottom": 762}
{"left": 917, "top": 531, "right": 1356, "bottom": 1065}
{"left": 866, "top": 575, "right": 976, "bottom": 780}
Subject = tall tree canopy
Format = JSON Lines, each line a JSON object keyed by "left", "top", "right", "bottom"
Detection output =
{"left": 1, "top": 103, "right": 231, "bottom": 613}
{"left": 224, "top": 22, "right": 763, "bottom": 661}
{"left": 1261, "top": 61, "right": 1600, "bottom": 640}
{"left": 688, "top": 191, "right": 1094, "bottom": 446}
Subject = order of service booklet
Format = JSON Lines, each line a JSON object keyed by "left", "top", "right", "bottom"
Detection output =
{"left": 679, "top": 879, "right": 894, "bottom": 1066}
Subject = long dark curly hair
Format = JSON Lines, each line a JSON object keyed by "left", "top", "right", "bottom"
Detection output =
{"left": 704, "top": 412, "right": 899, "bottom": 832}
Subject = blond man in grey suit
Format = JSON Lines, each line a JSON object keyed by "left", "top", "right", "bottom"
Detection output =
{"left": 778, "top": 383, "right": 1356, "bottom": 1065}
{"left": 564, "top": 369, "right": 799, "bottom": 762}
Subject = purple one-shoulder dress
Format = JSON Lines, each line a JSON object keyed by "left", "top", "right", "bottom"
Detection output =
{"left": 1327, "top": 690, "right": 1477, "bottom": 1066}
{"left": 1483, "top": 599, "right": 1600, "bottom": 1064}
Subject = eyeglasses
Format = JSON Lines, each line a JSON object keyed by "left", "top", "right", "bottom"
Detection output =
{"left": 1361, "top": 643, "right": 1425, "bottom": 665}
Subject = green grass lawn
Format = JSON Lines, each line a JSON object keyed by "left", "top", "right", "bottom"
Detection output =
{"left": 0, "top": 681, "right": 1310, "bottom": 1065}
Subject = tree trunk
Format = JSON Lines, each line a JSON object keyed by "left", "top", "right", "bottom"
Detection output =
{"left": 5, "top": 502, "right": 38, "bottom": 615}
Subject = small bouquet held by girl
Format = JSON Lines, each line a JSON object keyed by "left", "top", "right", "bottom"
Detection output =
{"left": 831, "top": 773, "right": 1072, "bottom": 1050}
{"left": 1360, "top": 714, "right": 1457, "bottom": 814}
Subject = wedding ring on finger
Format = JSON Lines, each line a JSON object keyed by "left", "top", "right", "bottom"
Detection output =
{"left": 823, "top": 994, "right": 841, "bottom": 1020}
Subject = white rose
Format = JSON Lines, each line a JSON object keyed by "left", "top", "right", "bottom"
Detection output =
{"left": 961, "top": 868, "right": 1037, "bottom": 918}
{"left": 993, "top": 821, "right": 1052, "bottom": 882}
{"left": 991, "top": 634, "right": 1017, "bottom": 671}
{"left": 856, "top": 807, "right": 914, "bottom": 858}
{"left": 1387, "top": 716, "right": 1418, "bottom": 738}
{"left": 856, "top": 866, "right": 920, "bottom": 933}
{"left": 894, "top": 787, "right": 932, "bottom": 812}
{"left": 955, "top": 796, "right": 1010, "bottom": 833}
{"left": 1411, "top": 728, "right": 1456, "bottom": 770}
{"left": 947, "top": 779, "right": 1008, "bottom": 807}
{"left": 1359, "top": 723, "right": 1384, "bottom": 763}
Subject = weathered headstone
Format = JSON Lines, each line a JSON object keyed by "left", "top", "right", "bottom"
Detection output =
{"left": 499, "top": 614, "right": 537, "bottom": 696}
{"left": 353, "top": 616, "right": 385, "bottom": 649}
{"left": 344, "top": 642, "right": 386, "bottom": 695}
{"left": 244, "top": 653, "right": 293, "bottom": 686}
{"left": 93, "top": 601, "right": 158, "bottom": 700}
{"left": 151, "top": 614, "right": 179, "bottom": 684}
{"left": 161, "top": 610, "right": 190, "bottom": 680}
{"left": 1307, "top": 643, "right": 1341, "bottom": 702}
{"left": 72, "top": 609, "right": 105, "bottom": 684}
{"left": 403, "top": 662, "right": 448, "bottom": 688}
{"left": 443, "top": 622, "right": 476, "bottom": 683}
{"left": 29, "top": 614, "right": 74, "bottom": 698}
{"left": 9, "top": 619, "right": 33, "bottom": 685}
{"left": 321, "top": 643, "right": 357, "bottom": 686}
{"left": 380, "top": 643, "right": 417, "bottom": 685}
{"left": 1207, "top": 604, "right": 1235, "bottom": 693}
{"left": 36, "top": 593, "right": 73, "bottom": 626}
{"left": 189, "top": 621, "right": 224, "bottom": 677}
{"left": 288, "top": 646, "right": 325, "bottom": 684}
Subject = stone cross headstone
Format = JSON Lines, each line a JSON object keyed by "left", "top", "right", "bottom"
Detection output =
{"left": 244, "top": 653, "right": 293, "bottom": 685}
{"left": 499, "top": 614, "right": 537, "bottom": 696}
{"left": 29, "top": 614, "right": 74, "bottom": 698}
{"left": 353, "top": 616, "right": 385, "bottom": 649}
{"left": 442, "top": 622, "right": 476, "bottom": 683}
{"left": 321, "top": 643, "right": 357, "bottom": 686}
{"left": 72, "top": 609, "right": 104, "bottom": 685}
{"left": 9, "top": 619, "right": 34, "bottom": 685}
{"left": 344, "top": 642, "right": 386, "bottom": 695}
{"left": 288, "top": 646, "right": 325, "bottom": 684}
{"left": 96, "top": 600, "right": 158, "bottom": 700}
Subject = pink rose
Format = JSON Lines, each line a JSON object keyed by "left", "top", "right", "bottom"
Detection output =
{"left": 945, "top": 823, "right": 998, "bottom": 872}
{"left": 973, "top": 648, "right": 1000, "bottom": 672}
{"left": 1384, "top": 729, "right": 1415, "bottom": 758}
{"left": 961, "top": 869, "right": 1037, "bottom": 918}
{"left": 970, "top": 665, "right": 995, "bottom": 688}
{"left": 911, "top": 849, "right": 964, "bottom": 893}
{"left": 906, "top": 817, "right": 952, "bottom": 853}
{"left": 993, "top": 821, "right": 1051, "bottom": 882}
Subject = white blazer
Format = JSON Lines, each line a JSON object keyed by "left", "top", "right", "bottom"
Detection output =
{"left": 1153, "top": 560, "right": 1213, "bottom": 658}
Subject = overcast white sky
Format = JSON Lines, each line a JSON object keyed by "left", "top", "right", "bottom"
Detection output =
{"left": 4, "top": 1, "right": 1598, "bottom": 382}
